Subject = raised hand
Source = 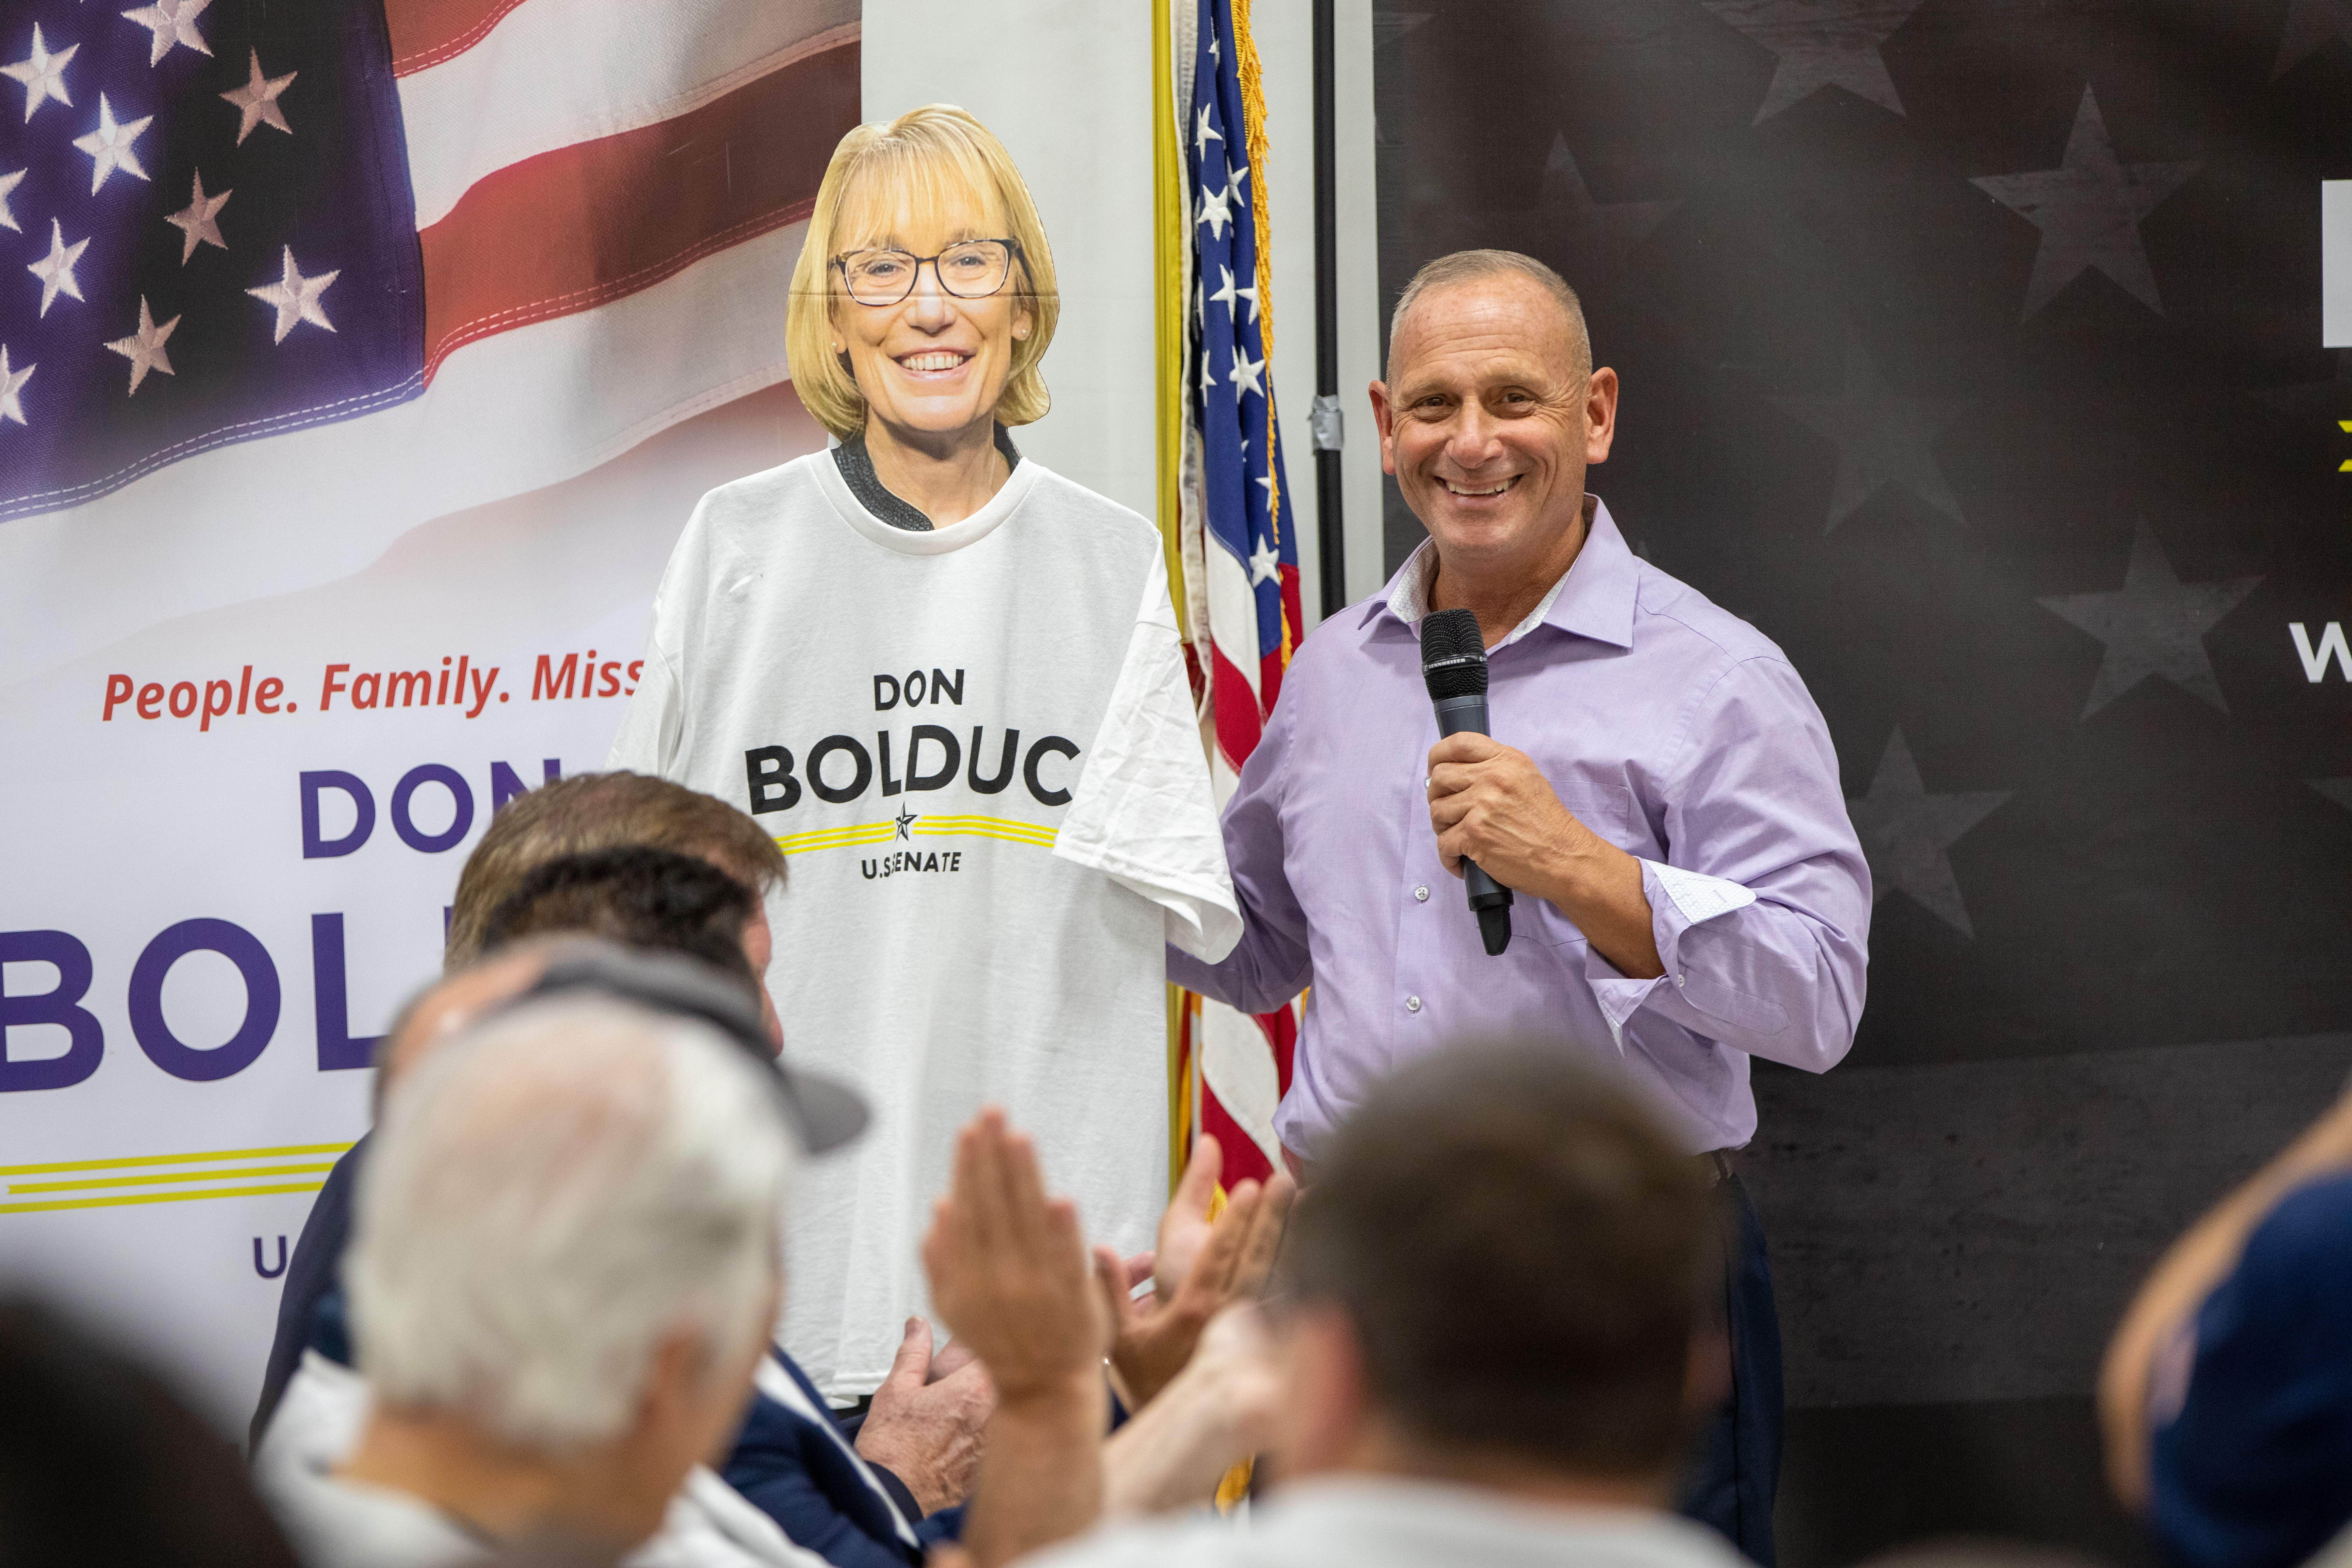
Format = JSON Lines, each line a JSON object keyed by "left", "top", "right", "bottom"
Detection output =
{"left": 1093, "top": 1141, "right": 1297, "bottom": 1409}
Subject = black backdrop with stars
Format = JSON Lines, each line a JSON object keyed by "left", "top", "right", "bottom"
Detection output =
{"left": 1373, "top": 2, "right": 2352, "bottom": 1560}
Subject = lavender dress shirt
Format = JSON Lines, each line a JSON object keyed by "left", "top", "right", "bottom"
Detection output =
{"left": 1167, "top": 500, "right": 1871, "bottom": 1157}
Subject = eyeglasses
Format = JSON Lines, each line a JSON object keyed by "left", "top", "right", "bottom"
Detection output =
{"left": 832, "top": 240, "right": 1023, "bottom": 306}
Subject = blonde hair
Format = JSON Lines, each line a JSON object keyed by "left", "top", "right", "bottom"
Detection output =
{"left": 788, "top": 105, "right": 1059, "bottom": 439}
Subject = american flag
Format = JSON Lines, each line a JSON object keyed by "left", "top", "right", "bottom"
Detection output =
{"left": 1178, "top": 0, "right": 1304, "bottom": 1185}
{"left": 0, "top": 0, "right": 857, "bottom": 678}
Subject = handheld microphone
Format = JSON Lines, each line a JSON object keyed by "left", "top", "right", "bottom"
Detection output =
{"left": 1420, "top": 608, "right": 1513, "bottom": 957}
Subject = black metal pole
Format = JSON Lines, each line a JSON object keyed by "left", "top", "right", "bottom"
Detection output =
{"left": 1310, "top": 0, "right": 1346, "bottom": 619}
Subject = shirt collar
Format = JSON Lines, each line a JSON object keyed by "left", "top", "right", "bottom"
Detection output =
{"left": 1366, "top": 496, "right": 1639, "bottom": 652}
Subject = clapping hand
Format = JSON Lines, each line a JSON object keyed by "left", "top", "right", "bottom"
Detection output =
{"left": 923, "top": 1108, "right": 1110, "bottom": 1406}
{"left": 1090, "top": 1134, "right": 1296, "bottom": 1409}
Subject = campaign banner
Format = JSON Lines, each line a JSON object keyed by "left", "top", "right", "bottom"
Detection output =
{"left": 0, "top": 0, "right": 849, "bottom": 1425}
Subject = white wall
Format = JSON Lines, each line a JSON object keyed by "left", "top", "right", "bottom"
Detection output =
{"left": 863, "top": 0, "right": 1386, "bottom": 619}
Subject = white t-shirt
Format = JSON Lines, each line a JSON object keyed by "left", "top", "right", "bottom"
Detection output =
{"left": 256, "top": 1354, "right": 824, "bottom": 1568}
{"left": 1022, "top": 1475, "right": 1758, "bottom": 1568}
{"left": 610, "top": 450, "right": 1239, "bottom": 1398}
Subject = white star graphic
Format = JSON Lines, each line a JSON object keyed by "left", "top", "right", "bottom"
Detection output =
{"left": 73, "top": 93, "right": 153, "bottom": 194}
{"left": 1228, "top": 161, "right": 1249, "bottom": 196}
{"left": 27, "top": 219, "right": 88, "bottom": 317}
{"left": 1248, "top": 535, "right": 1280, "bottom": 585}
{"left": 1197, "top": 178, "right": 1233, "bottom": 241}
{"left": 1194, "top": 104, "right": 1222, "bottom": 161}
{"left": 1771, "top": 331, "right": 1965, "bottom": 533}
{"left": 220, "top": 48, "right": 294, "bottom": 144}
{"left": 1971, "top": 87, "right": 2199, "bottom": 320}
{"left": 1845, "top": 728, "right": 2009, "bottom": 938}
{"left": 247, "top": 245, "right": 339, "bottom": 343}
{"left": 1700, "top": 0, "right": 1927, "bottom": 123}
{"left": 105, "top": 295, "right": 178, "bottom": 394}
{"left": 0, "top": 345, "right": 31, "bottom": 427}
{"left": 2, "top": 23, "right": 76, "bottom": 122}
{"left": 0, "top": 168, "right": 21, "bottom": 233}
{"left": 1198, "top": 341, "right": 1217, "bottom": 399}
{"left": 1234, "top": 276, "right": 1260, "bottom": 324}
{"left": 165, "top": 169, "right": 230, "bottom": 261}
{"left": 1228, "top": 346, "right": 1265, "bottom": 401}
{"left": 1254, "top": 471, "right": 1280, "bottom": 521}
{"left": 121, "top": 0, "right": 211, "bottom": 66}
{"left": 1209, "top": 265, "right": 1238, "bottom": 315}
{"left": 2036, "top": 519, "right": 2260, "bottom": 717}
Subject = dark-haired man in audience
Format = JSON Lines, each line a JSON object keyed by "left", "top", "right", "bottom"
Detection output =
{"left": 1015, "top": 1048, "right": 1746, "bottom": 1568}
{"left": 254, "top": 840, "right": 778, "bottom": 1445}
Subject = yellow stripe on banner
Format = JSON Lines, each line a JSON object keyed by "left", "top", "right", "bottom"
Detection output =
{"left": 0, "top": 1181, "right": 328, "bottom": 1216}
{"left": 912, "top": 815, "right": 1057, "bottom": 846}
{"left": 0, "top": 1140, "right": 355, "bottom": 1178}
{"left": 8, "top": 1162, "right": 341, "bottom": 1196}
{"left": 776, "top": 817, "right": 1060, "bottom": 856}
{"left": 773, "top": 822, "right": 899, "bottom": 855}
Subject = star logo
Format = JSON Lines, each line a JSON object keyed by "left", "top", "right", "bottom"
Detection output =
{"left": 1971, "top": 87, "right": 2199, "bottom": 320}
{"left": 2272, "top": 0, "right": 2352, "bottom": 77}
{"left": 2037, "top": 519, "right": 2260, "bottom": 718}
{"left": 1846, "top": 728, "right": 2009, "bottom": 938}
{"left": 104, "top": 295, "right": 178, "bottom": 395}
{"left": 220, "top": 48, "right": 295, "bottom": 144}
{"left": 121, "top": 0, "right": 212, "bottom": 67}
{"left": 1248, "top": 535, "right": 1280, "bottom": 585}
{"left": 1771, "top": 331, "right": 1965, "bottom": 533}
{"left": 165, "top": 170, "right": 230, "bottom": 262}
{"left": 73, "top": 93, "right": 153, "bottom": 194}
{"left": 0, "top": 168, "right": 21, "bottom": 233}
{"left": 1699, "top": 0, "right": 1927, "bottom": 123}
{"left": 247, "top": 245, "right": 339, "bottom": 343}
{"left": 27, "top": 219, "right": 88, "bottom": 318}
{"left": 0, "top": 345, "right": 32, "bottom": 427}
{"left": 3, "top": 23, "right": 76, "bottom": 122}
{"left": 893, "top": 808, "right": 917, "bottom": 841}
{"left": 1228, "top": 347, "right": 1265, "bottom": 401}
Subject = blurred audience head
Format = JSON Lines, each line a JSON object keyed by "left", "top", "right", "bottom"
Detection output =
{"left": 1273, "top": 1047, "right": 1715, "bottom": 1494}
{"left": 342, "top": 994, "right": 795, "bottom": 1543}
{"left": 481, "top": 847, "right": 759, "bottom": 991}
{"left": 443, "top": 773, "right": 784, "bottom": 970}
{"left": 0, "top": 1296, "right": 304, "bottom": 1568}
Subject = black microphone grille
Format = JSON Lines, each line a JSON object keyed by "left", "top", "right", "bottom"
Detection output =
{"left": 1420, "top": 607, "right": 1488, "bottom": 699}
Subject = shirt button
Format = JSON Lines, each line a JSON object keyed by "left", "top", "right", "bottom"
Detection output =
{"left": 1675, "top": 975, "right": 1686, "bottom": 987}
{"left": 1413, "top": 886, "right": 1430, "bottom": 903}
{"left": 1405, "top": 995, "right": 1422, "bottom": 1014}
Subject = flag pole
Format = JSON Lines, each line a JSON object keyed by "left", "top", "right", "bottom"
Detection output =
{"left": 1310, "top": 0, "right": 1346, "bottom": 620}
{"left": 1153, "top": 0, "right": 1197, "bottom": 1195}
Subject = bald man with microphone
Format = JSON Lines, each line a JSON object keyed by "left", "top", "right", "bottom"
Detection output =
{"left": 1168, "top": 249, "right": 1871, "bottom": 1560}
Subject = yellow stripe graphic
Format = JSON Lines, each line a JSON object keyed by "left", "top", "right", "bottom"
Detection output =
{"left": 775, "top": 815, "right": 1059, "bottom": 856}
{"left": 0, "top": 1140, "right": 355, "bottom": 1178}
{"left": 7, "top": 1162, "right": 341, "bottom": 1196}
{"left": 0, "top": 1181, "right": 328, "bottom": 1216}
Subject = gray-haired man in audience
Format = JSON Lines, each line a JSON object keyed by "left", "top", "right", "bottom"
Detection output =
{"left": 264, "top": 990, "right": 815, "bottom": 1568}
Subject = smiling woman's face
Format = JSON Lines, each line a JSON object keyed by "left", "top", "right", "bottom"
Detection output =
{"left": 830, "top": 171, "right": 1031, "bottom": 441}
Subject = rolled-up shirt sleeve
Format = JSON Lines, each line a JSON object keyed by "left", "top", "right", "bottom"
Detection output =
{"left": 1165, "top": 697, "right": 1314, "bottom": 1016}
{"left": 1581, "top": 655, "right": 1871, "bottom": 1072}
